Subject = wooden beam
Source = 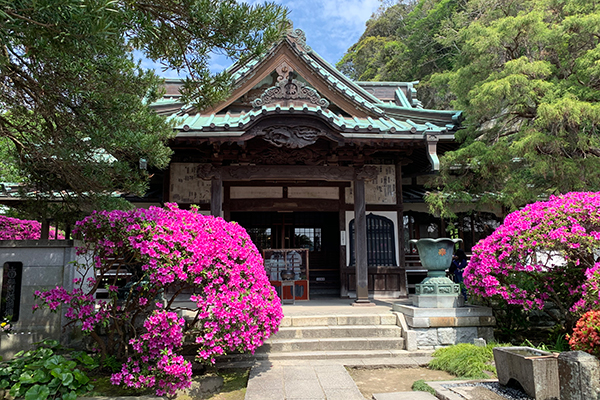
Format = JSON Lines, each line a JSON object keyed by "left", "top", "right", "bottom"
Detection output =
{"left": 199, "top": 165, "right": 379, "bottom": 182}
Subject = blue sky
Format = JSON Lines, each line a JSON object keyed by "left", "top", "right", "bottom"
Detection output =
{"left": 139, "top": 0, "right": 382, "bottom": 78}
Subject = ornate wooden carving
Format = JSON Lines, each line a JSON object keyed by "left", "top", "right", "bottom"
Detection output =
{"left": 260, "top": 125, "right": 320, "bottom": 148}
{"left": 354, "top": 166, "right": 379, "bottom": 182}
{"left": 196, "top": 164, "right": 221, "bottom": 179}
{"left": 252, "top": 77, "right": 330, "bottom": 109}
{"left": 287, "top": 28, "right": 311, "bottom": 53}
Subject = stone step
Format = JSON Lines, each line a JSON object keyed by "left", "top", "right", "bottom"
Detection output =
{"left": 216, "top": 349, "right": 433, "bottom": 363}
{"left": 272, "top": 324, "right": 402, "bottom": 340}
{"left": 280, "top": 314, "right": 398, "bottom": 327}
{"left": 258, "top": 337, "right": 405, "bottom": 352}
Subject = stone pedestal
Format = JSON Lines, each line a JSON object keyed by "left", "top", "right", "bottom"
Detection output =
{"left": 393, "top": 300, "right": 495, "bottom": 349}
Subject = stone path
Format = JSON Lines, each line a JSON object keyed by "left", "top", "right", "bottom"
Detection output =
{"left": 242, "top": 355, "right": 433, "bottom": 400}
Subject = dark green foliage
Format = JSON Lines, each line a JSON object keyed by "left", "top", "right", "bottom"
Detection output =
{"left": 0, "top": 0, "right": 287, "bottom": 221}
{"left": 0, "top": 339, "right": 98, "bottom": 400}
{"left": 343, "top": 0, "right": 600, "bottom": 213}
{"left": 429, "top": 343, "right": 499, "bottom": 379}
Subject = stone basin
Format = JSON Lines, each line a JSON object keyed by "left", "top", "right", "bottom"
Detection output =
{"left": 493, "top": 346, "right": 559, "bottom": 400}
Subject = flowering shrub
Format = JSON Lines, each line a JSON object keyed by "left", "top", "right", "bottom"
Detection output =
{"left": 34, "top": 204, "right": 282, "bottom": 395}
{"left": 465, "top": 192, "right": 600, "bottom": 327}
{"left": 568, "top": 310, "right": 600, "bottom": 358}
{"left": 0, "top": 215, "right": 64, "bottom": 239}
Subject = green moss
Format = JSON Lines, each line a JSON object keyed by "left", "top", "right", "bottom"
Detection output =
{"left": 412, "top": 379, "right": 436, "bottom": 395}
{"left": 205, "top": 368, "right": 250, "bottom": 400}
{"left": 428, "top": 343, "right": 506, "bottom": 379}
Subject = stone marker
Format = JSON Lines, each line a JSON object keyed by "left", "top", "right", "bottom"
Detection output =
{"left": 474, "top": 338, "right": 487, "bottom": 347}
{"left": 558, "top": 351, "right": 600, "bottom": 400}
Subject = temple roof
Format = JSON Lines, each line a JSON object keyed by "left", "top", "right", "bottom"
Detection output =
{"left": 152, "top": 29, "right": 461, "bottom": 136}
{"left": 152, "top": 29, "right": 462, "bottom": 172}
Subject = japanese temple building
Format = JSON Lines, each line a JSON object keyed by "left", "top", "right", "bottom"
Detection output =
{"left": 144, "top": 29, "right": 501, "bottom": 301}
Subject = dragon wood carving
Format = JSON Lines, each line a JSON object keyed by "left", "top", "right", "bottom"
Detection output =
{"left": 253, "top": 125, "right": 322, "bottom": 149}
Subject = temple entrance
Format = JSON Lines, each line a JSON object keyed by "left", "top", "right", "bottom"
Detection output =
{"left": 231, "top": 211, "right": 340, "bottom": 297}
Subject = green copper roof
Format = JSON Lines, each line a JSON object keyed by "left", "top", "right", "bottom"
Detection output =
{"left": 153, "top": 29, "right": 463, "bottom": 139}
{"left": 169, "top": 103, "right": 454, "bottom": 139}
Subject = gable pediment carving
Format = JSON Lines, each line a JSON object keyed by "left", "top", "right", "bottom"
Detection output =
{"left": 252, "top": 63, "right": 329, "bottom": 109}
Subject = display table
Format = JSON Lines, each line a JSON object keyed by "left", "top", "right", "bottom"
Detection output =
{"left": 263, "top": 248, "right": 309, "bottom": 301}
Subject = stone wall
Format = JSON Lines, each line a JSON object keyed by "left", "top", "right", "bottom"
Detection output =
{"left": 394, "top": 301, "right": 496, "bottom": 349}
{"left": 0, "top": 240, "right": 83, "bottom": 359}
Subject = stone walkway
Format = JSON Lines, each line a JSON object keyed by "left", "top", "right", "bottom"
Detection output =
{"left": 243, "top": 354, "right": 434, "bottom": 400}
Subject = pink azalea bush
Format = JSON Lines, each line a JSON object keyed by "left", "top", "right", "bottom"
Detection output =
{"left": 34, "top": 204, "right": 283, "bottom": 395}
{"left": 465, "top": 192, "right": 600, "bottom": 328}
{"left": 0, "top": 215, "right": 64, "bottom": 239}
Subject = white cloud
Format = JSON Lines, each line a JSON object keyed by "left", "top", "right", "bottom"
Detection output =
{"left": 137, "top": 0, "right": 381, "bottom": 77}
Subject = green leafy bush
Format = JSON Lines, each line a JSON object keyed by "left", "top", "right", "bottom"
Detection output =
{"left": 412, "top": 379, "right": 436, "bottom": 395}
{"left": 429, "top": 343, "right": 499, "bottom": 379}
{"left": 0, "top": 339, "right": 97, "bottom": 400}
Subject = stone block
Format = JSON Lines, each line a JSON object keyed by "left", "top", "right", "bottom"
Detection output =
{"left": 558, "top": 351, "right": 600, "bottom": 400}
{"left": 478, "top": 316, "right": 497, "bottom": 326}
{"left": 406, "top": 316, "right": 430, "bottom": 328}
{"left": 394, "top": 312, "right": 408, "bottom": 332}
{"left": 493, "top": 346, "right": 559, "bottom": 400}
{"left": 404, "top": 330, "right": 418, "bottom": 351}
{"left": 23, "top": 266, "right": 64, "bottom": 286}
{"left": 477, "top": 326, "right": 495, "bottom": 342}
{"left": 437, "top": 328, "right": 456, "bottom": 345}
{"left": 280, "top": 317, "right": 292, "bottom": 327}
{"left": 416, "top": 329, "right": 438, "bottom": 347}
{"left": 455, "top": 316, "right": 480, "bottom": 327}
{"left": 292, "top": 316, "right": 337, "bottom": 326}
{"left": 373, "top": 392, "right": 438, "bottom": 400}
{"left": 393, "top": 302, "right": 494, "bottom": 318}
{"left": 429, "top": 317, "right": 457, "bottom": 327}
{"left": 187, "top": 374, "right": 223, "bottom": 396}
{"left": 473, "top": 338, "right": 487, "bottom": 347}
{"left": 337, "top": 315, "right": 379, "bottom": 325}
{"left": 380, "top": 314, "right": 397, "bottom": 325}
{"left": 410, "top": 294, "right": 462, "bottom": 308}
{"left": 456, "top": 327, "right": 478, "bottom": 344}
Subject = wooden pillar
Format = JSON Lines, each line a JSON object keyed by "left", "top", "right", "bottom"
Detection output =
{"left": 395, "top": 162, "right": 408, "bottom": 297}
{"left": 211, "top": 177, "right": 222, "bottom": 217}
{"left": 339, "top": 186, "right": 347, "bottom": 297}
{"left": 353, "top": 179, "right": 369, "bottom": 303}
{"left": 223, "top": 184, "right": 231, "bottom": 222}
{"left": 41, "top": 219, "right": 49, "bottom": 240}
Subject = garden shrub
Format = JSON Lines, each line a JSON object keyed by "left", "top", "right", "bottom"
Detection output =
{"left": 429, "top": 343, "right": 497, "bottom": 379}
{"left": 0, "top": 215, "right": 64, "bottom": 240}
{"left": 0, "top": 339, "right": 97, "bottom": 400}
{"left": 465, "top": 192, "right": 600, "bottom": 329}
{"left": 34, "top": 204, "right": 283, "bottom": 396}
{"left": 568, "top": 310, "right": 600, "bottom": 357}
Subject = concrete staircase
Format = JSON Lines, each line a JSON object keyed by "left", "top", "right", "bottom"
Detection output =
{"left": 220, "top": 313, "right": 407, "bottom": 362}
